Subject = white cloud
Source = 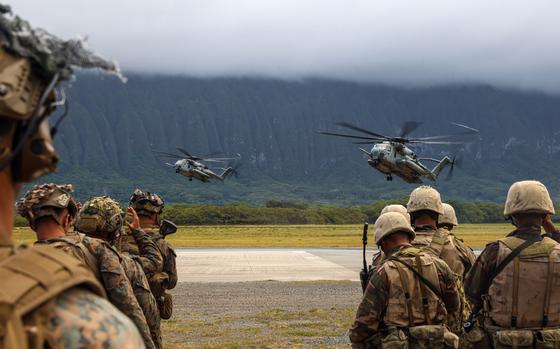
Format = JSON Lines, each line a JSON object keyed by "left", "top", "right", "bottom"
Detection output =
{"left": 11, "top": 0, "right": 560, "bottom": 92}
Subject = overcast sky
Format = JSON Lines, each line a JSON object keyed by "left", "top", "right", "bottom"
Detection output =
{"left": 11, "top": 0, "right": 560, "bottom": 93}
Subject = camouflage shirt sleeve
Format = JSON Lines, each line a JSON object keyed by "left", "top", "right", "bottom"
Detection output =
{"left": 349, "top": 264, "right": 389, "bottom": 344}
{"left": 85, "top": 239, "right": 155, "bottom": 349}
{"left": 130, "top": 227, "right": 163, "bottom": 277}
{"left": 463, "top": 242, "right": 499, "bottom": 309}
{"left": 433, "top": 258, "right": 461, "bottom": 316}
{"left": 47, "top": 287, "right": 146, "bottom": 349}
{"left": 452, "top": 236, "right": 477, "bottom": 277}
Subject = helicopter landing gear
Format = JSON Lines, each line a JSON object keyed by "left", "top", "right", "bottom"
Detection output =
{"left": 386, "top": 175, "right": 393, "bottom": 181}
{"left": 189, "top": 178, "right": 193, "bottom": 181}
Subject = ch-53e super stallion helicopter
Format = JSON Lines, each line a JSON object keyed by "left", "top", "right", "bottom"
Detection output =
{"left": 318, "top": 121, "right": 479, "bottom": 183}
{"left": 153, "top": 148, "right": 241, "bottom": 183}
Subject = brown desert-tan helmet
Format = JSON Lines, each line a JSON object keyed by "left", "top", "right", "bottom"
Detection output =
{"left": 129, "top": 189, "right": 164, "bottom": 216}
{"left": 407, "top": 185, "right": 444, "bottom": 215}
{"left": 374, "top": 212, "right": 416, "bottom": 244}
{"left": 504, "top": 180, "right": 555, "bottom": 218}
{"left": 16, "top": 183, "right": 77, "bottom": 229}
{"left": 440, "top": 203, "right": 459, "bottom": 227}
{"left": 75, "top": 196, "right": 124, "bottom": 237}
{"left": 380, "top": 204, "right": 411, "bottom": 223}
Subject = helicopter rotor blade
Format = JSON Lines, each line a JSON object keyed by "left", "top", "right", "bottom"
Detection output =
{"left": 151, "top": 150, "right": 184, "bottom": 159}
{"left": 176, "top": 148, "right": 196, "bottom": 158}
{"left": 335, "top": 122, "right": 391, "bottom": 140}
{"left": 408, "top": 140, "right": 471, "bottom": 145}
{"left": 317, "top": 130, "right": 386, "bottom": 141}
{"left": 399, "top": 121, "right": 422, "bottom": 138}
{"left": 450, "top": 122, "right": 480, "bottom": 134}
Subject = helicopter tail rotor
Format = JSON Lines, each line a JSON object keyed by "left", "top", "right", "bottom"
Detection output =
{"left": 446, "top": 155, "right": 462, "bottom": 181}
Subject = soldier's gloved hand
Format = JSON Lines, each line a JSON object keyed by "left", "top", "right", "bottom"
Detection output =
{"left": 126, "top": 207, "right": 141, "bottom": 231}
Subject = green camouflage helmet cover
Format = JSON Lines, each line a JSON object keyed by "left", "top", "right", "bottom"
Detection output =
{"left": 76, "top": 196, "right": 123, "bottom": 235}
{"left": 16, "top": 183, "right": 77, "bottom": 229}
{"left": 129, "top": 189, "right": 164, "bottom": 216}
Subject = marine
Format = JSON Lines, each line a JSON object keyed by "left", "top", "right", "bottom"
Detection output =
{"left": 75, "top": 196, "right": 163, "bottom": 349}
{"left": 17, "top": 186, "right": 156, "bottom": 349}
{"left": 407, "top": 186, "right": 476, "bottom": 334}
{"left": 0, "top": 4, "right": 144, "bottom": 348}
{"left": 119, "top": 189, "right": 178, "bottom": 320}
{"left": 349, "top": 212, "right": 461, "bottom": 349}
{"left": 463, "top": 180, "right": 560, "bottom": 348}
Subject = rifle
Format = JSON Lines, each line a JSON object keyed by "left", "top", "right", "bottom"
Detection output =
{"left": 360, "top": 222, "right": 369, "bottom": 293}
{"left": 159, "top": 219, "right": 178, "bottom": 238}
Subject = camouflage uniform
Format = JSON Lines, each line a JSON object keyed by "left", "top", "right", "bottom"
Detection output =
{"left": 350, "top": 245, "right": 461, "bottom": 346}
{"left": 74, "top": 196, "right": 157, "bottom": 349}
{"left": 464, "top": 181, "right": 560, "bottom": 349}
{"left": 121, "top": 190, "right": 178, "bottom": 319}
{"left": 119, "top": 227, "right": 164, "bottom": 349}
{"left": 350, "top": 212, "right": 460, "bottom": 348}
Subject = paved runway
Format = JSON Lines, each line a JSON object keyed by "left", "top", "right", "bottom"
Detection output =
{"left": 177, "top": 248, "right": 483, "bottom": 283}
{"left": 176, "top": 248, "right": 371, "bottom": 282}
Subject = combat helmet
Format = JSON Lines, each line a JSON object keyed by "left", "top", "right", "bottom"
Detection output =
{"left": 380, "top": 204, "right": 411, "bottom": 223}
{"left": 439, "top": 203, "right": 458, "bottom": 227}
{"left": 16, "top": 183, "right": 77, "bottom": 229}
{"left": 75, "top": 196, "right": 124, "bottom": 241}
{"left": 504, "top": 180, "right": 554, "bottom": 218}
{"left": 129, "top": 189, "right": 164, "bottom": 217}
{"left": 0, "top": 5, "right": 121, "bottom": 183}
{"left": 407, "top": 185, "right": 444, "bottom": 215}
{"left": 375, "top": 212, "right": 416, "bottom": 244}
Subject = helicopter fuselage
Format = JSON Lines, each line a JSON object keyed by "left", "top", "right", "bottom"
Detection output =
{"left": 363, "top": 141, "right": 451, "bottom": 183}
{"left": 173, "top": 159, "right": 233, "bottom": 182}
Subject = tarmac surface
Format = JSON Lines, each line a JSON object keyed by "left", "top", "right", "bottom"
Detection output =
{"left": 176, "top": 248, "right": 481, "bottom": 283}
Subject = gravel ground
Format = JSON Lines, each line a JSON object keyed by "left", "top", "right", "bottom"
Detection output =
{"left": 165, "top": 280, "right": 363, "bottom": 348}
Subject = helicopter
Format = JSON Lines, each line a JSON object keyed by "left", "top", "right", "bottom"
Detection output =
{"left": 152, "top": 148, "right": 241, "bottom": 183}
{"left": 317, "top": 121, "right": 479, "bottom": 183}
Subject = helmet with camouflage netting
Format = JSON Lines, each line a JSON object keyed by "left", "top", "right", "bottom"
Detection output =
{"left": 504, "top": 180, "right": 554, "bottom": 218}
{"left": 0, "top": 4, "right": 122, "bottom": 183}
{"left": 407, "top": 185, "right": 444, "bottom": 215}
{"left": 380, "top": 204, "right": 411, "bottom": 224}
{"left": 375, "top": 212, "right": 416, "bottom": 244}
{"left": 129, "top": 189, "right": 164, "bottom": 217}
{"left": 16, "top": 183, "right": 77, "bottom": 229}
{"left": 75, "top": 196, "right": 124, "bottom": 239}
{"left": 439, "top": 203, "right": 459, "bottom": 227}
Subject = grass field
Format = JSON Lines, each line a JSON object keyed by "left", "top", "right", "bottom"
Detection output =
{"left": 13, "top": 223, "right": 513, "bottom": 248}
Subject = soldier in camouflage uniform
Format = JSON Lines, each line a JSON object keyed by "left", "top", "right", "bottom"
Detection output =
{"left": 464, "top": 180, "right": 560, "bottom": 348}
{"left": 350, "top": 212, "right": 460, "bottom": 349}
{"left": 17, "top": 187, "right": 157, "bottom": 349}
{"left": 120, "top": 189, "right": 178, "bottom": 320}
{"left": 75, "top": 196, "right": 164, "bottom": 349}
{"left": 0, "top": 4, "right": 144, "bottom": 348}
{"left": 370, "top": 204, "right": 411, "bottom": 269}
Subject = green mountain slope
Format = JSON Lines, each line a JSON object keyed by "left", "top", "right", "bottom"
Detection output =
{"left": 43, "top": 74, "right": 560, "bottom": 204}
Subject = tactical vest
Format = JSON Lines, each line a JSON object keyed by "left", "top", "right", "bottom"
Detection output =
{"left": 0, "top": 243, "right": 105, "bottom": 349}
{"left": 412, "top": 228, "right": 467, "bottom": 279}
{"left": 383, "top": 247, "right": 448, "bottom": 327}
{"left": 485, "top": 236, "right": 560, "bottom": 329}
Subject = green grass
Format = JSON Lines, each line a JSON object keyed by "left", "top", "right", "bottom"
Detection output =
{"left": 13, "top": 223, "right": 513, "bottom": 248}
{"left": 161, "top": 305, "right": 355, "bottom": 349}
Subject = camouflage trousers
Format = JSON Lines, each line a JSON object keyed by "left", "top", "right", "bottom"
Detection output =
{"left": 133, "top": 282, "right": 162, "bottom": 349}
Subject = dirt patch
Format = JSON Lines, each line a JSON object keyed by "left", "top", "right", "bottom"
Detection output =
{"left": 163, "top": 280, "right": 363, "bottom": 348}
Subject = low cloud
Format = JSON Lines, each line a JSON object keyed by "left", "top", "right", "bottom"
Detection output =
{"left": 12, "top": 0, "right": 560, "bottom": 93}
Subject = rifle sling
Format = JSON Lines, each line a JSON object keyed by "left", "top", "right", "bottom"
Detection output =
{"left": 481, "top": 234, "right": 542, "bottom": 296}
{"left": 387, "top": 256, "right": 443, "bottom": 300}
